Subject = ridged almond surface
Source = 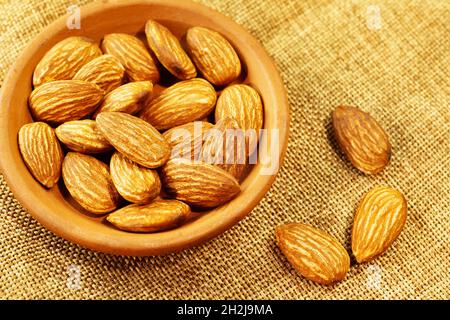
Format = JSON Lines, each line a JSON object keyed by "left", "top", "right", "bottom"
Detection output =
{"left": 96, "top": 112, "right": 170, "bottom": 168}
{"left": 73, "top": 54, "right": 125, "bottom": 93}
{"left": 55, "top": 120, "right": 111, "bottom": 154}
{"left": 145, "top": 19, "right": 196, "bottom": 80}
{"left": 215, "top": 84, "right": 263, "bottom": 154}
{"left": 140, "top": 78, "right": 216, "bottom": 130}
{"left": 352, "top": 186, "right": 407, "bottom": 263}
{"left": 29, "top": 80, "right": 104, "bottom": 124}
{"left": 93, "top": 81, "right": 153, "bottom": 117}
{"left": 102, "top": 33, "right": 160, "bottom": 83}
{"left": 186, "top": 26, "right": 241, "bottom": 86}
{"left": 18, "top": 122, "right": 63, "bottom": 188}
{"left": 62, "top": 152, "right": 119, "bottom": 214}
{"left": 33, "top": 36, "right": 102, "bottom": 87}
{"left": 276, "top": 223, "right": 350, "bottom": 285}
{"left": 107, "top": 200, "right": 191, "bottom": 233}
{"left": 332, "top": 106, "right": 391, "bottom": 174}
{"left": 201, "top": 117, "right": 247, "bottom": 180}
{"left": 161, "top": 158, "right": 241, "bottom": 208}
{"left": 110, "top": 152, "right": 161, "bottom": 204}
{"left": 162, "top": 121, "right": 214, "bottom": 160}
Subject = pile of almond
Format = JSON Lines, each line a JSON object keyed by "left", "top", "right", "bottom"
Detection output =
{"left": 276, "top": 106, "right": 408, "bottom": 285}
{"left": 17, "top": 17, "right": 406, "bottom": 284}
{"left": 19, "top": 20, "right": 263, "bottom": 233}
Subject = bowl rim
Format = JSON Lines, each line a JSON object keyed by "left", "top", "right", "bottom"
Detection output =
{"left": 0, "top": 0, "right": 290, "bottom": 256}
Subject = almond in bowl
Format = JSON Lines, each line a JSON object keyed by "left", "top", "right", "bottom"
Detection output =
{"left": 0, "top": 1, "right": 289, "bottom": 255}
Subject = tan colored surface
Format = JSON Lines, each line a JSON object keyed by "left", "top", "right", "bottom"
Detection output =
{"left": 0, "top": 0, "right": 449, "bottom": 299}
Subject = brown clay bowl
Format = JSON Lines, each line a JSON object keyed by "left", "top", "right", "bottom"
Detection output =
{"left": 0, "top": 0, "right": 289, "bottom": 255}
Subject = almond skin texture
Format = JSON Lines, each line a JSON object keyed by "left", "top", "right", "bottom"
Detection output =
{"left": 33, "top": 36, "right": 102, "bottom": 87}
{"left": 93, "top": 81, "right": 153, "bottom": 117}
{"left": 140, "top": 78, "right": 216, "bottom": 130}
{"left": 96, "top": 112, "right": 170, "bottom": 168}
{"left": 29, "top": 80, "right": 104, "bottom": 124}
{"left": 162, "top": 121, "right": 214, "bottom": 160}
{"left": 276, "top": 223, "right": 350, "bottom": 285}
{"left": 102, "top": 33, "right": 160, "bottom": 83}
{"left": 107, "top": 200, "right": 191, "bottom": 233}
{"left": 55, "top": 120, "right": 111, "bottom": 154}
{"left": 62, "top": 152, "right": 119, "bottom": 214}
{"left": 161, "top": 158, "right": 241, "bottom": 208}
{"left": 145, "top": 19, "right": 196, "bottom": 80}
{"left": 186, "top": 26, "right": 241, "bottom": 86}
{"left": 201, "top": 117, "right": 247, "bottom": 180}
{"left": 18, "top": 122, "right": 63, "bottom": 188}
{"left": 352, "top": 186, "right": 407, "bottom": 263}
{"left": 110, "top": 152, "right": 161, "bottom": 204}
{"left": 332, "top": 106, "right": 391, "bottom": 174}
{"left": 73, "top": 54, "right": 125, "bottom": 93}
{"left": 215, "top": 84, "right": 263, "bottom": 154}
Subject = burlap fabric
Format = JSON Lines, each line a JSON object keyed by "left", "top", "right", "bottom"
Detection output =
{"left": 0, "top": 0, "right": 448, "bottom": 300}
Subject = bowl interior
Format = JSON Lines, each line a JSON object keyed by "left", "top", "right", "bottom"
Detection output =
{"left": 0, "top": 0, "right": 289, "bottom": 255}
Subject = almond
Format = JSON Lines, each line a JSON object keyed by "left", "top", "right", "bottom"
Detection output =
{"left": 29, "top": 80, "right": 104, "bottom": 124}
{"left": 161, "top": 158, "right": 240, "bottom": 208}
{"left": 33, "top": 36, "right": 102, "bottom": 87}
{"left": 55, "top": 119, "right": 111, "bottom": 154}
{"left": 107, "top": 199, "right": 191, "bottom": 233}
{"left": 162, "top": 121, "right": 214, "bottom": 160}
{"left": 215, "top": 84, "right": 263, "bottom": 154}
{"left": 145, "top": 19, "right": 196, "bottom": 80}
{"left": 73, "top": 54, "right": 125, "bottom": 93}
{"left": 332, "top": 106, "right": 391, "bottom": 174}
{"left": 62, "top": 152, "right": 119, "bottom": 214}
{"left": 102, "top": 33, "right": 160, "bottom": 83}
{"left": 93, "top": 81, "right": 153, "bottom": 117}
{"left": 276, "top": 223, "right": 350, "bottom": 285}
{"left": 96, "top": 112, "right": 170, "bottom": 168}
{"left": 352, "top": 186, "right": 407, "bottom": 263}
{"left": 186, "top": 26, "right": 241, "bottom": 86}
{"left": 140, "top": 78, "right": 216, "bottom": 130}
{"left": 110, "top": 152, "right": 161, "bottom": 204}
{"left": 18, "top": 122, "right": 63, "bottom": 188}
{"left": 201, "top": 117, "right": 247, "bottom": 180}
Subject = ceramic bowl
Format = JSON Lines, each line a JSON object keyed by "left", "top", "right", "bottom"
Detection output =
{"left": 0, "top": 0, "right": 289, "bottom": 255}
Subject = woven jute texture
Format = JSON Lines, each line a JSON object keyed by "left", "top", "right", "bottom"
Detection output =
{"left": 0, "top": 0, "right": 448, "bottom": 300}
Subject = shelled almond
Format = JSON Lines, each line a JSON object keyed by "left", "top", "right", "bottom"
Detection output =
{"left": 276, "top": 223, "right": 350, "bottom": 285}
{"left": 55, "top": 120, "right": 112, "bottom": 154}
{"left": 33, "top": 36, "right": 102, "bottom": 87}
{"left": 352, "top": 186, "right": 407, "bottom": 263}
{"left": 162, "top": 121, "right": 214, "bottom": 160}
{"left": 161, "top": 158, "right": 241, "bottom": 208}
{"left": 29, "top": 80, "right": 104, "bottom": 124}
{"left": 110, "top": 152, "right": 161, "bottom": 204}
{"left": 140, "top": 78, "right": 217, "bottom": 130}
{"left": 107, "top": 200, "right": 191, "bottom": 232}
{"left": 62, "top": 152, "right": 119, "bottom": 214}
{"left": 96, "top": 112, "right": 171, "bottom": 168}
{"left": 145, "top": 19, "right": 197, "bottom": 80}
{"left": 186, "top": 26, "right": 241, "bottom": 86}
{"left": 102, "top": 33, "right": 160, "bottom": 83}
{"left": 332, "top": 106, "right": 391, "bottom": 174}
{"left": 93, "top": 81, "right": 153, "bottom": 116}
{"left": 73, "top": 54, "right": 125, "bottom": 93}
{"left": 215, "top": 84, "right": 263, "bottom": 154}
{"left": 201, "top": 117, "right": 246, "bottom": 180}
{"left": 18, "top": 122, "right": 63, "bottom": 188}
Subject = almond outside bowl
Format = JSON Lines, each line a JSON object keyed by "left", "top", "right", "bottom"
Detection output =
{"left": 0, "top": 0, "right": 289, "bottom": 255}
